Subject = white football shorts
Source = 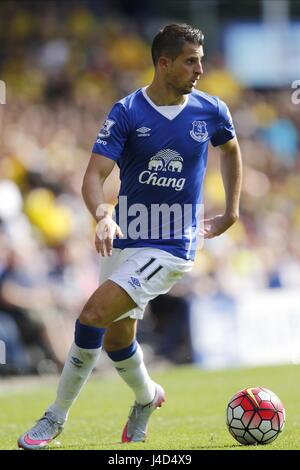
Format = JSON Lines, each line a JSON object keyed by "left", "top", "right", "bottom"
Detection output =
{"left": 99, "top": 247, "right": 193, "bottom": 321}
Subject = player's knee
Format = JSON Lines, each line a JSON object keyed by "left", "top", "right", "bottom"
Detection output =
{"left": 103, "top": 335, "right": 133, "bottom": 352}
{"left": 79, "top": 306, "right": 110, "bottom": 328}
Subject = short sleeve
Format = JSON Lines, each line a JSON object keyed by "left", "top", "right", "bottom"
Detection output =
{"left": 92, "top": 103, "right": 129, "bottom": 161}
{"left": 210, "top": 99, "right": 235, "bottom": 147}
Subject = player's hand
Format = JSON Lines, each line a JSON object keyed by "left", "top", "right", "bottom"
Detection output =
{"left": 200, "top": 214, "right": 238, "bottom": 239}
{"left": 95, "top": 215, "right": 123, "bottom": 256}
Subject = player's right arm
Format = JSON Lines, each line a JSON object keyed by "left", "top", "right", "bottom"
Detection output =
{"left": 82, "top": 153, "right": 123, "bottom": 256}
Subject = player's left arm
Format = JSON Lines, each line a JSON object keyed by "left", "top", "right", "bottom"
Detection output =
{"left": 220, "top": 136, "right": 242, "bottom": 224}
{"left": 202, "top": 136, "right": 242, "bottom": 239}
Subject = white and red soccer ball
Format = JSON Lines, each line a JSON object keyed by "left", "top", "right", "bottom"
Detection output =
{"left": 226, "top": 387, "right": 285, "bottom": 445}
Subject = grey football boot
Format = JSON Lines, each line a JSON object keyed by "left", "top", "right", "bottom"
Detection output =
{"left": 122, "top": 383, "right": 166, "bottom": 442}
{"left": 18, "top": 410, "right": 65, "bottom": 450}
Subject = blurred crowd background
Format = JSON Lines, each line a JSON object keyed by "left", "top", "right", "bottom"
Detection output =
{"left": 1, "top": 0, "right": 300, "bottom": 375}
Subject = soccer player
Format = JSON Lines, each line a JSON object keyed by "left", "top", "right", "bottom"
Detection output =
{"left": 18, "top": 23, "right": 242, "bottom": 449}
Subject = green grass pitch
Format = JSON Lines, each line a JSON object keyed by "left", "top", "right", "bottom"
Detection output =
{"left": 1, "top": 364, "right": 299, "bottom": 450}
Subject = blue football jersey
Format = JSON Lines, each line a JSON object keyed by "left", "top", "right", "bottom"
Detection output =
{"left": 92, "top": 87, "right": 235, "bottom": 260}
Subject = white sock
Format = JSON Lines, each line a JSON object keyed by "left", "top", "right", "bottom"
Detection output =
{"left": 48, "top": 342, "right": 101, "bottom": 421}
{"left": 110, "top": 343, "right": 156, "bottom": 405}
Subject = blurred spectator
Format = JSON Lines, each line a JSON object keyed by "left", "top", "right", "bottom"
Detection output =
{"left": 148, "top": 293, "right": 193, "bottom": 364}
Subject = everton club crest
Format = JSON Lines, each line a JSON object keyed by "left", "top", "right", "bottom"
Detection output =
{"left": 190, "top": 120, "right": 208, "bottom": 142}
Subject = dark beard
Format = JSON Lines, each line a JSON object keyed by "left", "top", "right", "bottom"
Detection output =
{"left": 177, "top": 85, "right": 193, "bottom": 95}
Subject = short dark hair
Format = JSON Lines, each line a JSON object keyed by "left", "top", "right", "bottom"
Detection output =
{"left": 151, "top": 23, "right": 204, "bottom": 66}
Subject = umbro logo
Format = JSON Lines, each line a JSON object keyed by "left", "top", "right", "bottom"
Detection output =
{"left": 128, "top": 276, "right": 141, "bottom": 289}
{"left": 136, "top": 126, "right": 151, "bottom": 137}
{"left": 70, "top": 356, "right": 83, "bottom": 368}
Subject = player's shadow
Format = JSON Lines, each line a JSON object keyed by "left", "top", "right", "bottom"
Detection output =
{"left": 189, "top": 444, "right": 244, "bottom": 449}
{"left": 56, "top": 443, "right": 244, "bottom": 450}
{"left": 44, "top": 438, "right": 254, "bottom": 450}
{"left": 56, "top": 440, "right": 135, "bottom": 450}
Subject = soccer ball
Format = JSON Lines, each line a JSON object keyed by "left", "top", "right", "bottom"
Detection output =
{"left": 226, "top": 387, "right": 285, "bottom": 445}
